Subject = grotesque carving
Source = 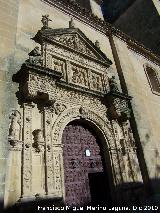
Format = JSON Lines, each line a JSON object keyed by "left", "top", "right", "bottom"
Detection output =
{"left": 41, "top": 14, "right": 52, "bottom": 29}
{"left": 32, "top": 129, "right": 45, "bottom": 152}
{"left": 9, "top": 110, "right": 21, "bottom": 141}
{"left": 28, "top": 46, "right": 43, "bottom": 66}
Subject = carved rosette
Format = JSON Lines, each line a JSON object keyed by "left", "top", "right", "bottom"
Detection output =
{"left": 22, "top": 103, "right": 35, "bottom": 197}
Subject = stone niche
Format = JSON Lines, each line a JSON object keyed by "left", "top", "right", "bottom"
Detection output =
{"left": 7, "top": 16, "right": 143, "bottom": 207}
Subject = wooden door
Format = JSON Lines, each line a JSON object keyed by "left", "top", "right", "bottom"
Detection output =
{"left": 62, "top": 121, "right": 108, "bottom": 206}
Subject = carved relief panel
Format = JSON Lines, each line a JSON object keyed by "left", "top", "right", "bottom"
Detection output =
{"left": 90, "top": 71, "right": 103, "bottom": 91}
{"left": 70, "top": 63, "right": 88, "bottom": 87}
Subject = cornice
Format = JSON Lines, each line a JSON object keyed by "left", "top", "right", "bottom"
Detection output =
{"left": 41, "top": 0, "right": 110, "bottom": 33}
{"left": 41, "top": 0, "right": 160, "bottom": 66}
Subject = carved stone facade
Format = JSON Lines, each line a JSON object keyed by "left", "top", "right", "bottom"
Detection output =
{"left": 6, "top": 16, "right": 143, "bottom": 207}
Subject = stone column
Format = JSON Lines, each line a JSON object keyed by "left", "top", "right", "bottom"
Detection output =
{"left": 43, "top": 106, "right": 64, "bottom": 198}
{"left": 43, "top": 107, "right": 54, "bottom": 196}
{"left": 21, "top": 103, "right": 34, "bottom": 199}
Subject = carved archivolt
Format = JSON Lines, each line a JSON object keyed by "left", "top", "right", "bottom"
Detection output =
{"left": 52, "top": 106, "right": 113, "bottom": 147}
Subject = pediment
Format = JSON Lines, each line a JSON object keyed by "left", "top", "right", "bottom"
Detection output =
{"left": 33, "top": 28, "right": 112, "bottom": 66}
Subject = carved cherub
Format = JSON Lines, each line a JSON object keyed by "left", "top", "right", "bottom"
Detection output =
{"left": 9, "top": 110, "right": 21, "bottom": 141}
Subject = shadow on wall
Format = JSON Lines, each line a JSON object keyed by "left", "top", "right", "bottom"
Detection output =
{"left": 2, "top": 179, "right": 160, "bottom": 213}
{"left": 102, "top": 0, "right": 136, "bottom": 22}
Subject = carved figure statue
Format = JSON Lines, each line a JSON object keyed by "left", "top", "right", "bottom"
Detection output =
{"left": 95, "top": 40, "right": 100, "bottom": 49}
{"left": 54, "top": 60, "right": 62, "bottom": 73}
{"left": 69, "top": 18, "right": 75, "bottom": 28}
{"left": 123, "top": 121, "right": 135, "bottom": 147}
{"left": 28, "top": 46, "right": 43, "bottom": 66}
{"left": 41, "top": 14, "right": 52, "bottom": 29}
{"left": 32, "top": 129, "right": 45, "bottom": 152}
{"left": 109, "top": 76, "right": 119, "bottom": 92}
{"left": 9, "top": 110, "right": 21, "bottom": 141}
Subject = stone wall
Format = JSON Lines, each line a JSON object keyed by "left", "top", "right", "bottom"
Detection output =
{"left": 113, "top": 36, "right": 160, "bottom": 194}
{"left": 0, "top": 0, "right": 20, "bottom": 208}
{"left": 114, "top": 0, "right": 160, "bottom": 56}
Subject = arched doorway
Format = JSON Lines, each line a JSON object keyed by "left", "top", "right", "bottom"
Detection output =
{"left": 62, "top": 120, "right": 111, "bottom": 206}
